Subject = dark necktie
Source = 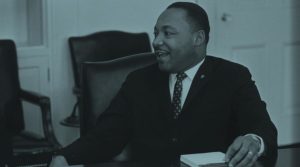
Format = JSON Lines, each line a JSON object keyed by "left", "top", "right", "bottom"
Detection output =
{"left": 172, "top": 72, "right": 187, "bottom": 119}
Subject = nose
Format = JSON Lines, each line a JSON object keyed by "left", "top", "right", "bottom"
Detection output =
{"left": 152, "top": 35, "right": 163, "bottom": 48}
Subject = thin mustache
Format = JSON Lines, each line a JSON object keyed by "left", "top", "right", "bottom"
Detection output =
{"left": 154, "top": 48, "right": 169, "bottom": 52}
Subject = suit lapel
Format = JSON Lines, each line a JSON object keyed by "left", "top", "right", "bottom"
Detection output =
{"left": 152, "top": 57, "right": 215, "bottom": 117}
{"left": 153, "top": 69, "right": 172, "bottom": 118}
{"left": 182, "top": 57, "right": 213, "bottom": 112}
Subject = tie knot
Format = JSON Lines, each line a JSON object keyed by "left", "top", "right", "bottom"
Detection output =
{"left": 176, "top": 72, "right": 187, "bottom": 81}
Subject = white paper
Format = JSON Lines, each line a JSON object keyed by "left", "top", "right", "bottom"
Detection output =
{"left": 180, "top": 152, "right": 225, "bottom": 167}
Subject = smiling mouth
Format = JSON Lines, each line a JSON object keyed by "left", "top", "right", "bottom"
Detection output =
{"left": 155, "top": 50, "right": 170, "bottom": 58}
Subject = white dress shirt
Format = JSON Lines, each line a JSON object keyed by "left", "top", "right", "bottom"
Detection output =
{"left": 169, "top": 59, "right": 204, "bottom": 107}
{"left": 168, "top": 58, "right": 265, "bottom": 156}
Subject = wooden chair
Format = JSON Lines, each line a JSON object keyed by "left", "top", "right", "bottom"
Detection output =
{"left": 0, "top": 39, "right": 61, "bottom": 166}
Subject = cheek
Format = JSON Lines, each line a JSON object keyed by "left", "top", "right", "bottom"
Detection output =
{"left": 166, "top": 38, "right": 193, "bottom": 57}
{"left": 171, "top": 42, "right": 191, "bottom": 56}
{"left": 168, "top": 41, "right": 184, "bottom": 54}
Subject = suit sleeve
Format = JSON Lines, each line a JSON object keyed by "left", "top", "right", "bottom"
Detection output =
{"left": 56, "top": 78, "right": 133, "bottom": 165}
{"left": 231, "top": 67, "right": 277, "bottom": 165}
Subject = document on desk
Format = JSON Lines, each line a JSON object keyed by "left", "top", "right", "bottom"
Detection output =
{"left": 180, "top": 152, "right": 227, "bottom": 167}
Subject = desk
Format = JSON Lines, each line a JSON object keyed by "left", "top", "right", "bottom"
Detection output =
{"left": 275, "top": 147, "right": 300, "bottom": 167}
{"left": 71, "top": 147, "right": 300, "bottom": 167}
{"left": 84, "top": 162, "right": 257, "bottom": 167}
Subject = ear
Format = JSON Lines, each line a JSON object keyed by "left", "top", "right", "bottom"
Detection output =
{"left": 193, "top": 30, "right": 205, "bottom": 46}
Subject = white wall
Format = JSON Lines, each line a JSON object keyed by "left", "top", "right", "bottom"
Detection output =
{"left": 0, "top": 0, "right": 28, "bottom": 45}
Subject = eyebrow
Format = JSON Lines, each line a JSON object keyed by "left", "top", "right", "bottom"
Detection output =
{"left": 154, "top": 25, "right": 177, "bottom": 31}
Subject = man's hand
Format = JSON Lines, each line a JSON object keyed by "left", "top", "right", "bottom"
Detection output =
{"left": 49, "top": 155, "right": 69, "bottom": 167}
{"left": 225, "top": 135, "right": 261, "bottom": 167}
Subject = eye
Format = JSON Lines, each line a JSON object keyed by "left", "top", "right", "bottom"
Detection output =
{"left": 164, "top": 31, "right": 175, "bottom": 37}
{"left": 153, "top": 31, "right": 158, "bottom": 37}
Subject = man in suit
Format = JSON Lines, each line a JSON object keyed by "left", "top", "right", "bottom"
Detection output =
{"left": 51, "top": 2, "right": 277, "bottom": 167}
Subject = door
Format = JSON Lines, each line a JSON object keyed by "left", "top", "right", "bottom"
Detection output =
{"left": 215, "top": 0, "right": 300, "bottom": 145}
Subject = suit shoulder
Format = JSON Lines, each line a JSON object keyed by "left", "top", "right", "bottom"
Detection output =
{"left": 206, "top": 55, "right": 250, "bottom": 74}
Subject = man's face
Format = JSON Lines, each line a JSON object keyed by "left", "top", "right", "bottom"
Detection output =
{"left": 153, "top": 8, "right": 199, "bottom": 73}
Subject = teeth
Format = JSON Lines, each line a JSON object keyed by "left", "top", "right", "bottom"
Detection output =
{"left": 155, "top": 50, "right": 169, "bottom": 57}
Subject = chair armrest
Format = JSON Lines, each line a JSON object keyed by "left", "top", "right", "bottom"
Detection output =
{"left": 20, "top": 89, "right": 61, "bottom": 149}
{"left": 20, "top": 89, "right": 49, "bottom": 105}
{"left": 19, "top": 130, "right": 44, "bottom": 141}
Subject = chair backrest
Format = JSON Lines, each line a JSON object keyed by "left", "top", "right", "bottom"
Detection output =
{"left": 0, "top": 40, "right": 24, "bottom": 134}
{"left": 69, "top": 31, "right": 152, "bottom": 89}
{"left": 80, "top": 52, "right": 156, "bottom": 136}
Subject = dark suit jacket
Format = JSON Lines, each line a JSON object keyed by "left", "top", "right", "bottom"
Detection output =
{"left": 59, "top": 56, "right": 277, "bottom": 165}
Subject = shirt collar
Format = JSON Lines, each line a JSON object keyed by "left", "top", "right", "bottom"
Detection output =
{"left": 170, "top": 58, "right": 205, "bottom": 81}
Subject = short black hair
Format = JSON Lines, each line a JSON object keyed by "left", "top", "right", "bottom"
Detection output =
{"left": 167, "top": 2, "right": 210, "bottom": 44}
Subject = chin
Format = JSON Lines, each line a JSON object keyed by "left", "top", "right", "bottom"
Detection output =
{"left": 158, "top": 64, "right": 174, "bottom": 73}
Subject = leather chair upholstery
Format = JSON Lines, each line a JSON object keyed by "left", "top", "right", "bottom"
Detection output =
{"left": 69, "top": 31, "right": 152, "bottom": 90}
{"left": 0, "top": 40, "right": 61, "bottom": 166}
{"left": 80, "top": 52, "right": 156, "bottom": 161}
{"left": 67, "top": 31, "right": 152, "bottom": 126}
